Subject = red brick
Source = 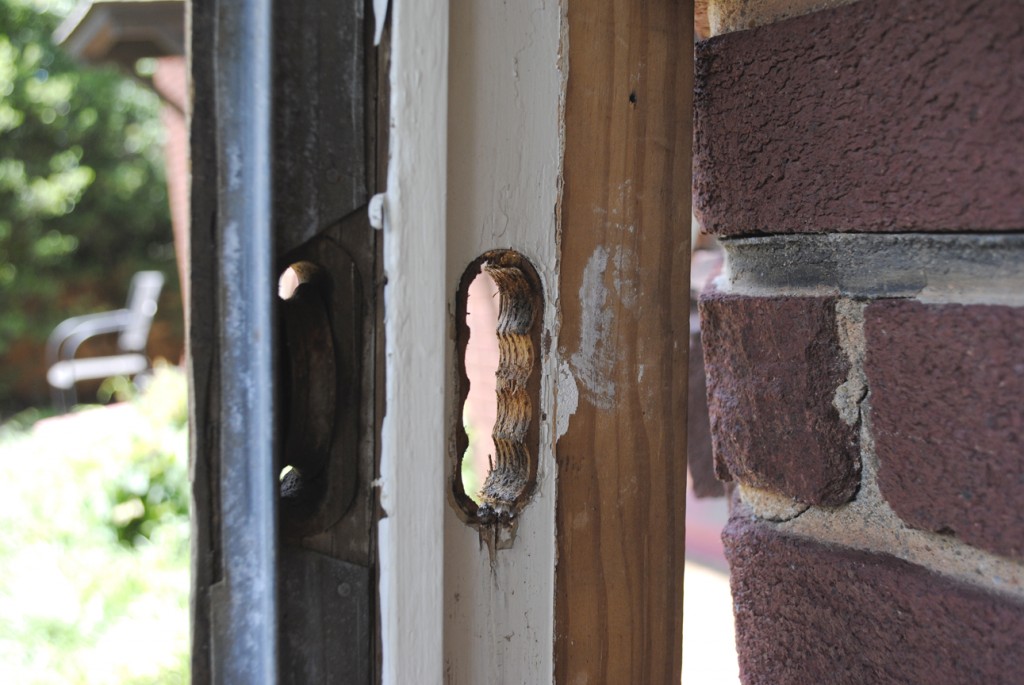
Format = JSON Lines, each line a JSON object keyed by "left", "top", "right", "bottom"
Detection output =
{"left": 725, "top": 507, "right": 1024, "bottom": 685}
{"left": 688, "top": 316, "right": 724, "bottom": 498}
{"left": 865, "top": 300, "right": 1024, "bottom": 558}
{"left": 694, "top": 0, "right": 1024, "bottom": 237}
{"left": 699, "top": 289, "right": 859, "bottom": 505}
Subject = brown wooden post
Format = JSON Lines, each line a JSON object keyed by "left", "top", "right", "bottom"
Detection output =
{"left": 555, "top": 1, "right": 693, "bottom": 681}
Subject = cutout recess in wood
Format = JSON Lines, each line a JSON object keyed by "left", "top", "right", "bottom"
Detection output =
{"left": 454, "top": 250, "right": 543, "bottom": 526}
{"left": 276, "top": 261, "right": 340, "bottom": 530}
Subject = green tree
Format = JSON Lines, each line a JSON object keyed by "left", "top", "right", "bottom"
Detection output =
{"left": 0, "top": 0, "right": 176, "bottom": 409}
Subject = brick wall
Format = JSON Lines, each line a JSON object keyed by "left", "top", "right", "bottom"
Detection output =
{"left": 152, "top": 56, "right": 189, "bottom": 317}
{"left": 695, "top": 1, "right": 1024, "bottom": 682}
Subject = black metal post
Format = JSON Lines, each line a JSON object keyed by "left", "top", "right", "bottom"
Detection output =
{"left": 212, "top": 0, "right": 277, "bottom": 680}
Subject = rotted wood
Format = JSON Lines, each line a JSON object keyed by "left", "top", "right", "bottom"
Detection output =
{"left": 554, "top": 0, "right": 692, "bottom": 682}
{"left": 451, "top": 250, "right": 544, "bottom": 536}
{"left": 477, "top": 261, "right": 538, "bottom": 521}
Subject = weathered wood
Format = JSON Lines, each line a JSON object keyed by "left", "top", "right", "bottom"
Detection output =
{"left": 554, "top": 1, "right": 692, "bottom": 682}
{"left": 273, "top": 0, "right": 368, "bottom": 254}
{"left": 451, "top": 251, "right": 544, "bottom": 525}
{"left": 280, "top": 546, "right": 371, "bottom": 683}
{"left": 187, "top": 1, "right": 219, "bottom": 681}
{"left": 277, "top": 234, "right": 364, "bottom": 543}
{"left": 191, "top": 0, "right": 381, "bottom": 681}
{"left": 441, "top": 1, "right": 562, "bottom": 682}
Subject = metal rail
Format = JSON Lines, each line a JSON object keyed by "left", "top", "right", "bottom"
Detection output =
{"left": 213, "top": 0, "right": 277, "bottom": 681}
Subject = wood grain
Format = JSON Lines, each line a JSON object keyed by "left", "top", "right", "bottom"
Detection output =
{"left": 555, "top": 1, "right": 692, "bottom": 682}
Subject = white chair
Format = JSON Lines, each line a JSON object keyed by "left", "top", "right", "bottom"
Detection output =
{"left": 46, "top": 270, "right": 165, "bottom": 411}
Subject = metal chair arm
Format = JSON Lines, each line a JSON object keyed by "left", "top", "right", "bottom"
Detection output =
{"left": 45, "top": 309, "right": 135, "bottom": 367}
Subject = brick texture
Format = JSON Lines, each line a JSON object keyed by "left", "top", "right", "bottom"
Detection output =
{"left": 693, "top": 0, "right": 1024, "bottom": 237}
{"left": 688, "top": 315, "right": 724, "bottom": 498}
{"left": 725, "top": 507, "right": 1024, "bottom": 685}
{"left": 699, "top": 289, "right": 859, "bottom": 505}
{"left": 865, "top": 300, "right": 1024, "bottom": 558}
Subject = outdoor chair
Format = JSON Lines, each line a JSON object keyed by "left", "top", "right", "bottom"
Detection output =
{"left": 46, "top": 270, "right": 165, "bottom": 412}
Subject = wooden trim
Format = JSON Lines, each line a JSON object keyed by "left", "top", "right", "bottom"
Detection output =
{"left": 377, "top": 1, "right": 449, "bottom": 682}
{"left": 554, "top": 1, "right": 692, "bottom": 682}
{"left": 441, "top": 1, "right": 562, "bottom": 681}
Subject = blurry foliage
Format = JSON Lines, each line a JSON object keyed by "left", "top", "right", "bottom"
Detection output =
{"left": 0, "top": 401, "right": 54, "bottom": 435}
{"left": 461, "top": 405, "right": 484, "bottom": 505}
{"left": 0, "top": 0, "right": 177, "bottom": 407}
{"left": 104, "top": 365, "right": 188, "bottom": 548}
{"left": 96, "top": 372, "right": 137, "bottom": 404}
{"left": 0, "top": 364, "right": 189, "bottom": 683}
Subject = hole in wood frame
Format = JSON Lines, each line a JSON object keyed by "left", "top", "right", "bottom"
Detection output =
{"left": 454, "top": 250, "right": 543, "bottom": 526}
{"left": 276, "top": 261, "right": 336, "bottom": 521}
{"left": 460, "top": 268, "right": 499, "bottom": 507}
{"left": 278, "top": 262, "right": 319, "bottom": 301}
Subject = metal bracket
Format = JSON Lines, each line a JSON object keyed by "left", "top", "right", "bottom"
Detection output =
{"left": 368, "top": 193, "right": 386, "bottom": 230}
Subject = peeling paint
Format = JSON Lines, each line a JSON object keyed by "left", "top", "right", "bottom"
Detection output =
{"left": 555, "top": 360, "right": 578, "bottom": 440}
{"left": 570, "top": 246, "right": 616, "bottom": 410}
{"left": 611, "top": 245, "right": 638, "bottom": 309}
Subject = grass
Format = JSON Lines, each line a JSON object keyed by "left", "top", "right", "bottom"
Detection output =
{"left": 0, "top": 365, "right": 189, "bottom": 684}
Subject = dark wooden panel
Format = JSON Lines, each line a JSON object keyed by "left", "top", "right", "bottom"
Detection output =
{"left": 188, "top": 1, "right": 220, "bottom": 681}
{"left": 280, "top": 546, "right": 371, "bottom": 683}
{"left": 190, "top": 1, "right": 381, "bottom": 682}
{"left": 555, "top": 1, "right": 692, "bottom": 682}
{"left": 277, "top": 212, "right": 378, "bottom": 569}
{"left": 274, "top": 0, "right": 368, "bottom": 254}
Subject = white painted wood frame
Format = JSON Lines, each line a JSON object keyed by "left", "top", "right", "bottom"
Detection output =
{"left": 378, "top": 1, "right": 449, "bottom": 683}
{"left": 443, "top": 0, "right": 563, "bottom": 683}
{"left": 379, "top": 0, "right": 563, "bottom": 682}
